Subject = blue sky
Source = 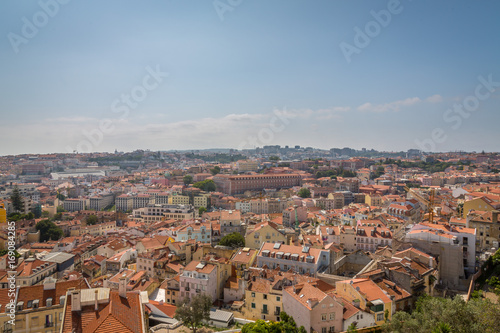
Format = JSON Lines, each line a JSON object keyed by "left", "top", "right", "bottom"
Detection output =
{"left": 1, "top": 0, "right": 499, "bottom": 155}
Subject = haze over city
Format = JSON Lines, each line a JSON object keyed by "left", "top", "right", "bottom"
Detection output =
{"left": 1, "top": 0, "right": 500, "bottom": 156}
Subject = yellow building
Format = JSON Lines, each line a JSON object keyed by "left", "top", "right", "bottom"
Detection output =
{"left": 0, "top": 201, "right": 6, "bottom": 225}
{"left": 168, "top": 194, "right": 190, "bottom": 206}
{"left": 244, "top": 279, "right": 283, "bottom": 322}
{"left": 336, "top": 278, "right": 394, "bottom": 326}
{"left": 0, "top": 278, "right": 87, "bottom": 333}
{"left": 230, "top": 247, "right": 258, "bottom": 278}
{"left": 245, "top": 221, "right": 287, "bottom": 249}
{"left": 365, "top": 194, "right": 382, "bottom": 207}
{"left": 193, "top": 194, "right": 209, "bottom": 208}
{"left": 463, "top": 196, "right": 498, "bottom": 218}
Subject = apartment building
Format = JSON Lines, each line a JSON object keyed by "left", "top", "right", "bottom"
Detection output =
{"left": 0, "top": 278, "right": 87, "bottom": 333}
{"left": 62, "top": 198, "right": 89, "bottom": 212}
{"left": 175, "top": 221, "right": 212, "bottom": 243}
{"left": 256, "top": 243, "right": 330, "bottom": 276}
{"left": 16, "top": 258, "right": 58, "bottom": 287}
{"left": 179, "top": 260, "right": 218, "bottom": 302}
{"left": 245, "top": 221, "right": 287, "bottom": 249}
{"left": 132, "top": 204, "right": 196, "bottom": 222}
{"left": 355, "top": 224, "right": 393, "bottom": 252}
{"left": 220, "top": 210, "right": 242, "bottom": 237}
{"left": 89, "top": 193, "right": 114, "bottom": 211}
{"left": 213, "top": 173, "right": 302, "bottom": 195}
{"left": 283, "top": 281, "right": 343, "bottom": 333}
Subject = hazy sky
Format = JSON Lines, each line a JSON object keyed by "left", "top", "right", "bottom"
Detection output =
{"left": 1, "top": 0, "right": 499, "bottom": 155}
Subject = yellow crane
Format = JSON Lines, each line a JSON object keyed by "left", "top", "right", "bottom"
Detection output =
{"left": 404, "top": 186, "right": 436, "bottom": 224}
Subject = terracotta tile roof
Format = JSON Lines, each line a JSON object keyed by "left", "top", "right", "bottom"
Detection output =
{"left": 17, "top": 279, "right": 88, "bottom": 307}
{"left": 147, "top": 300, "right": 176, "bottom": 318}
{"left": 284, "top": 282, "right": 328, "bottom": 310}
{"left": 184, "top": 260, "right": 216, "bottom": 274}
{"left": 62, "top": 290, "right": 144, "bottom": 333}
{"left": 16, "top": 259, "right": 55, "bottom": 277}
{"left": 231, "top": 248, "right": 257, "bottom": 265}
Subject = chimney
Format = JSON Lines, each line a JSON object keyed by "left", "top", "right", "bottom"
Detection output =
{"left": 493, "top": 210, "right": 499, "bottom": 224}
{"left": 94, "top": 290, "right": 99, "bottom": 311}
{"left": 119, "top": 277, "right": 127, "bottom": 298}
{"left": 71, "top": 290, "right": 81, "bottom": 312}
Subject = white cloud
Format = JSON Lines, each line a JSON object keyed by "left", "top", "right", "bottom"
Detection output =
{"left": 357, "top": 97, "right": 422, "bottom": 113}
{"left": 426, "top": 94, "right": 443, "bottom": 103}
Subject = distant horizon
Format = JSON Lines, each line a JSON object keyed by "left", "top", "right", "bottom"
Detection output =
{"left": 1, "top": 146, "right": 497, "bottom": 158}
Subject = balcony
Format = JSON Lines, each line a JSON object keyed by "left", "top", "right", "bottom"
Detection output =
{"left": 196, "top": 289, "right": 201, "bottom": 293}
{"left": 274, "top": 310, "right": 280, "bottom": 316}
{"left": 261, "top": 309, "right": 269, "bottom": 314}
{"left": 45, "top": 322, "right": 54, "bottom": 328}
{"left": 185, "top": 286, "right": 190, "bottom": 291}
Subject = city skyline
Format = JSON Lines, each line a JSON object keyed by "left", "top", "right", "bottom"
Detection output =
{"left": 1, "top": 0, "right": 500, "bottom": 155}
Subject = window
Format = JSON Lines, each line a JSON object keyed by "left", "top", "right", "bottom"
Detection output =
{"left": 276, "top": 296, "right": 280, "bottom": 301}
{"left": 251, "top": 292, "right": 255, "bottom": 297}
{"left": 263, "top": 294, "right": 267, "bottom": 300}
{"left": 330, "top": 313, "right": 335, "bottom": 320}
{"left": 377, "top": 313, "right": 384, "bottom": 321}
{"left": 321, "top": 314, "right": 327, "bottom": 321}
{"left": 251, "top": 303, "right": 256, "bottom": 309}
{"left": 322, "top": 328, "right": 327, "bottom": 333}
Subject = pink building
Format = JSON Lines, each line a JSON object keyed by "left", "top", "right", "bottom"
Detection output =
{"left": 283, "top": 281, "right": 343, "bottom": 333}
{"left": 179, "top": 260, "right": 218, "bottom": 302}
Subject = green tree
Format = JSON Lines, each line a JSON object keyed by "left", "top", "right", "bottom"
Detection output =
{"left": 56, "top": 192, "right": 66, "bottom": 201}
{"left": 193, "top": 179, "right": 216, "bottom": 192}
{"left": 297, "top": 188, "right": 311, "bottom": 198}
{"left": 383, "top": 295, "right": 500, "bottom": 333}
{"left": 174, "top": 294, "right": 212, "bottom": 333}
{"left": 241, "top": 312, "right": 306, "bottom": 333}
{"left": 269, "top": 156, "right": 280, "bottom": 161}
{"left": 347, "top": 322, "right": 357, "bottom": 333}
{"left": 10, "top": 186, "right": 24, "bottom": 212}
{"left": 86, "top": 214, "right": 98, "bottom": 225}
{"left": 33, "top": 205, "right": 42, "bottom": 218}
{"left": 198, "top": 207, "right": 207, "bottom": 216}
{"left": 219, "top": 232, "right": 245, "bottom": 248}
{"left": 36, "top": 219, "right": 63, "bottom": 242}
{"left": 210, "top": 166, "right": 221, "bottom": 175}
{"left": 183, "top": 175, "right": 193, "bottom": 185}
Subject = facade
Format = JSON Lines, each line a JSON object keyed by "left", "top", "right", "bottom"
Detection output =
{"left": 0, "top": 278, "right": 87, "bottom": 333}
{"left": 336, "top": 278, "right": 394, "bottom": 326}
{"left": 175, "top": 221, "right": 212, "bottom": 243}
{"left": 133, "top": 204, "right": 196, "bottom": 222}
{"left": 406, "top": 223, "right": 476, "bottom": 277}
{"left": 213, "top": 173, "right": 302, "bottom": 195}
{"left": 465, "top": 210, "right": 499, "bottom": 250}
{"left": 16, "top": 258, "right": 58, "bottom": 287}
{"left": 245, "top": 221, "right": 287, "bottom": 250}
{"left": 283, "top": 282, "right": 343, "bottom": 333}
{"left": 256, "top": 243, "right": 330, "bottom": 276}
{"left": 63, "top": 198, "right": 88, "bottom": 212}
{"left": 89, "top": 193, "right": 114, "bottom": 211}
{"left": 220, "top": 210, "right": 242, "bottom": 237}
{"left": 179, "top": 260, "right": 218, "bottom": 302}
{"left": 355, "top": 224, "right": 393, "bottom": 252}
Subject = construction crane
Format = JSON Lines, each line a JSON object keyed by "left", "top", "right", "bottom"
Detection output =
{"left": 404, "top": 186, "right": 436, "bottom": 223}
